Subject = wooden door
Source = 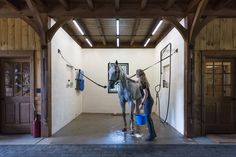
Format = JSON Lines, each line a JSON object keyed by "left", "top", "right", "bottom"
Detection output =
{"left": 203, "top": 58, "right": 236, "bottom": 133}
{"left": 0, "top": 58, "right": 33, "bottom": 133}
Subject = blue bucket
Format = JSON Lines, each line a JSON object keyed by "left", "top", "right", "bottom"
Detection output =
{"left": 135, "top": 114, "right": 146, "bottom": 125}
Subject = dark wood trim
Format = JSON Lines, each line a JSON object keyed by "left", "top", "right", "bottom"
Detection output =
{"left": 0, "top": 50, "right": 35, "bottom": 57}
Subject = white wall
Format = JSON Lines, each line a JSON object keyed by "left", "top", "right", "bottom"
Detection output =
{"left": 154, "top": 19, "right": 185, "bottom": 134}
{"left": 51, "top": 20, "right": 83, "bottom": 134}
{"left": 82, "top": 49, "right": 156, "bottom": 113}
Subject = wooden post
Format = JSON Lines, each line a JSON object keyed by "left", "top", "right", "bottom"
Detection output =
{"left": 184, "top": 15, "right": 195, "bottom": 137}
{"left": 40, "top": 16, "right": 51, "bottom": 137}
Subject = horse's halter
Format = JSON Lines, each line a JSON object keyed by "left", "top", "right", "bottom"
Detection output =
{"left": 109, "top": 65, "right": 120, "bottom": 84}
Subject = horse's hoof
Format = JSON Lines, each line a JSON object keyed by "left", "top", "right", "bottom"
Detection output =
{"left": 131, "top": 130, "right": 135, "bottom": 135}
{"left": 122, "top": 128, "right": 127, "bottom": 132}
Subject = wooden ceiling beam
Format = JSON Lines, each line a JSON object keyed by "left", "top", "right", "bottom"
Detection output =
{"left": 3, "top": 0, "right": 21, "bottom": 11}
{"left": 33, "top": 0, "right": 48, "bottom": 11}
{"left": 163, "top": 17, "right": 187, "bottom": 40}
{"left": 213, "top": 0, "right": 233, "bottom": 10}
{"left": 142, "top": 18, "right": 162, "bottom": 46}
{"left": 191, "top": 16, "right": 216, "bottom": 42}
{"left": 25, "top": 0, "right": 44, "bottom": 31}
{"left": 59, "top": 0, "right": 70, "bottom": 11}
{"left": 186, "top": 0, "right": 201, "bottom": 12}
{"left": 96, "top": 19, "right": 107, "bottom": 45}
{"left": 81, "top": 42, "right": 156, "bottom": 48}
{"left": 130, "top": 18, "right": 141, "bottom": 46}
{"left": 164, "top": 0, "right": 176, "bottom": 10}
{"left": 74, "top": 19, "right": 94, "bottom": 46}
{"left": 141, "top": 0, "right": 148, "bottom": 10}
{"left": 154, "top": 23, "right": 173, "bottom": 46}
{"left": 47, "top": 17, "right": 72, "bottom": 42}
{"left": 47, "top": 6, "right": 186, "bottom": 18}
{"left": 86, "top": 0, "right": 94, "bottom": 10}
{"left": 21, "top": 16, "right": 41, "bottom": 35}
{"left": 189, "top": 0, "right": 208, "bottom": 43}
{"left": 114, "top": 0, "right": 120, "bottom": 11}
{"left": 62, "top": 24, "right": 82, "bottom": 46}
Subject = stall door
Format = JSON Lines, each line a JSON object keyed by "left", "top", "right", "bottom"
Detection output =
{"left": 203, "top": 58, "right": 236, "bottom": 133}
{"left": 0, "top": 58, "right": 33, "bottom": 133}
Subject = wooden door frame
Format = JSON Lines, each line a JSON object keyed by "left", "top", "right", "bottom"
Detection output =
{"left": 0, "top": 50, "right": 35, "bottom": 133}
{"left": 201, "top": 50, "right": 236, "bottom": 135}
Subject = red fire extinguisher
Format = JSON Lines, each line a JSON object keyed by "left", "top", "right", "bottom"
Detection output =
{"left": 32, "top": 114, "right": 41, "bottom": 137}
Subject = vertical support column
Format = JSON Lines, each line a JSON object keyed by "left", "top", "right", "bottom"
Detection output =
{"left": 40, "top": 16, "right": 51, "bottom": 137}
{"left": 184, "top": 15, "right": 195, "bottom": 137}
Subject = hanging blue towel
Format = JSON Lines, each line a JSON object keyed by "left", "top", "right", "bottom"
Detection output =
{"left": 75, "top": 69, "right": 84, "bottom": 91}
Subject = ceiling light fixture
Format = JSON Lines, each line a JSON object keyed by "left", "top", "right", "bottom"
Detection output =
{"left": 144, "top": 38, "right": 151, "bottom": 47}
{"left": 152, "top": 20, "right": 163, "bottom": 35}
{"left": 73, "top": 20, "right": 85, "bottom": 35}
{"left": 85, "top": 38, "right": 93, "bottom": 47}
{"left": 117, "top": 38, "right": 119, "bottom": 47}
{"left": 116, "top": 19, "right": 119, "bottom": 36}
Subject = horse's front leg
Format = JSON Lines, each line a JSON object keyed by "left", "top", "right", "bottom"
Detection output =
{"left": 129, "top": 101, "right": 135, "bottom": 134}
{"left": 120, "top": 102, "right": 127, "bottom": 132}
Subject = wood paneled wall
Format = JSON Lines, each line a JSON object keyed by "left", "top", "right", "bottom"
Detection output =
{"left": 0, "top": 18, "right": 41, "bottom": 113}
{"left": 193, "top": 18, "right": 236, "bottom": 136}
{"left": 195, "top": 19, "right": 236, "bottom": 50}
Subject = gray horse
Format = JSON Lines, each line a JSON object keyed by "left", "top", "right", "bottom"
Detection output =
{"left": 108, "top": 61, "right": 142, "bottom": 132}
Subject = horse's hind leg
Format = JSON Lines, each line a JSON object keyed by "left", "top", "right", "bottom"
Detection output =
{"left": 135, "top": 98, "right": 142, "bottom": 133}
{"left": 135, "top": 98, "right": 141, "bottom": 114}
{"left": 120, "top": 102, "right": 127, "bottom": 132}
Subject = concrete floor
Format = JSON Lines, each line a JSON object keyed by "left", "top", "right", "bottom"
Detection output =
{"left": 0, "top": 113, "right": 214, "bottom": 144}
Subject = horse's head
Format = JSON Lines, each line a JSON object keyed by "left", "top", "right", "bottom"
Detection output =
{"left": 108, "top": 61, "right": 120, "bottom": 89}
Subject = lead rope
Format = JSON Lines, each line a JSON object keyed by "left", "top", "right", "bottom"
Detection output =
{"left": 58, "top": 50, "right": 107, "bottom": 89}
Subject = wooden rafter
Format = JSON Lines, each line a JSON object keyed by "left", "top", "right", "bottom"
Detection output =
{"left": 213, "top": 0, "right": 233, "bottom": 10}
{"left": 189, "top": 0, "right": 208, "bottom": 42}
{"left": 154, "top": 23, "right": 173, "bottom": 46}
{"left": 130, "top": 18, "right": 141, "bottom": 46}
{"left": 21, "top": 16, "right": 41, "bottom": 35}
{"left": 74, "top": 19, "right": 94, "bottom": 46}
{"left": 47, "top": 17, "right": 72, "bottom": 42}
{"left": 3, "top": 0, "right": 21, "bottom": 11}
{"left": 114, "top": 0, "right": 120, "bottom": 11}
{"left": 25, "top": 0, "right": 44, "bottom": 31}
{"left": 141, "top": 0, "right": 148, "bottom": 10}
{"left": 164, "top": 0, "right": 176, "bottom": 10}
{"left": 62, "top": 24, "right": 82, "bottom": 47}
{"left": 96, "top": 19, "right": 106, "bottom": 45}
{"left": 163, "top": 17, "right": 187, "bottom": 40}
{"left": 33, "top": 0, "right": 48, "bottom": 12}
{"left": 142, "top": 18, "right": 162, "bottom": 46}
{"left": 86, "top": 0, "right": 94, "bottom": 10}
{"left": 186, "top": 0, "right": 201, "bottom": 12}
{"left": 59, "top": 0, "right": 70, "bottom": 11}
